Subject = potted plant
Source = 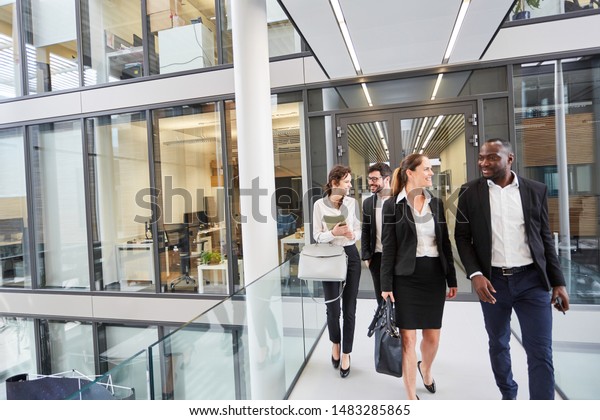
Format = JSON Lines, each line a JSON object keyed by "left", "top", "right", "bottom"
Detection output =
{"left": 199, "top": 250, "right": 212, "bottom": 265}
{"left": 513, "top": 0, "right": 542, "bottom": 20}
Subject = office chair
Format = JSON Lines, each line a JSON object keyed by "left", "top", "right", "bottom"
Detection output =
{"left": 169, "top": 227, "right": 197, "bottom": 291}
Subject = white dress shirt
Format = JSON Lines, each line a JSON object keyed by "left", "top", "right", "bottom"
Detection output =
{"left": 374, "top": 195, "right": 390, "bottom": 253}
{"left": 396, "top": 188, "right": 439, "bottom": 257}
{"left": 313, "top": 195, "right": 361, "bottom": 246}
{"left": 488, "top": 172, "right": 533, "bottom": 268}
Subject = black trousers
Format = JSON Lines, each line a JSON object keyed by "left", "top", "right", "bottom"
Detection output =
{"left": 323, "top": 244, "right": 361, "bottom": 354}
{"left": 368, "top": 252, "right": 383, "bottom": 305}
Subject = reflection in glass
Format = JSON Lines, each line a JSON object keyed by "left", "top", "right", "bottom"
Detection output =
{"left": 273, "top": 94, "right": 304, "bottom": 263}
{"left": 0, "top": 128, "right": 29, "bottom": 288}
{"left": 41, "top": 320, "right": 94, "bottom": 376}
{"left": 220, "top": 0, "right": 302, "bottom": 65}
{"left": 99, "top": 325, "right": 157, "bottom": 400}
{"left": 29, "top": 121, "right": 90, "bottom": 289}
{"left": 153, "top": 104, "right": 227, "bottom": 294}
{"left": 514, "top": 57, "right": 600, "bottom": 304}
{"left": 224, "top": 100, "right": 243, "bottom": 292}
{"left": 86, "top": 112, "right": 152, "bottom": 292}
{"left": 81, "top": 0, "right": 144, "bottom": 85}
{"left": 0, "top": 1, "right": 22, "bottom": 98}
{"left": 0, "top": 317, "right": 36, "bottom": 398}
{"left": 22, "top": 0, "right": 79, "bottom": 94}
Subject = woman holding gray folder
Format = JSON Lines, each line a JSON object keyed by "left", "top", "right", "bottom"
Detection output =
{"left": 312, "top": 165, "right": 361, "bottom": 378}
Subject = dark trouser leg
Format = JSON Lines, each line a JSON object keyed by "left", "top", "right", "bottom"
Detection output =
{"left": 341, "top": 245, "right": 361, "bottom": 354}
{"left": 368, "top": 252, "right": 382, "bottom": 306}
{"left": 512, "top": 269, "right": 554, "bottom": 400}
{"left": 323, "top": 281, "right": 342, "bottom": 345}
{"left": 481, "top": 274, "right": 518, "bottom": 399}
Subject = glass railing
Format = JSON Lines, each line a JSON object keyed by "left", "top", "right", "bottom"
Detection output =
{"left": 65, "top": 254, "right": 327, "bottom": 400}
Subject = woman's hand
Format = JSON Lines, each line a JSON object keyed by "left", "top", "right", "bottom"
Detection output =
{"left": 446, "top": 287, "right": 457, "bottom": 299}
{"left": 332, "top": 222, "right": 353, "bottom": 239}
{"left": 381, "top": 291, "right": 394, "bottom": 302}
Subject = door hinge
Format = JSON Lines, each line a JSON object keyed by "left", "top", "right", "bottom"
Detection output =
{"left": 336, "top": 126, "right": 343, "bottom": 138}
{"left": 468, "top": 113, "right": 478, "bottom": 126}
{"left": 337, "top": 144, "right": 344, "bottom": 157}
{"left": 469, "top": 134, "right": 479, "bottom": 147}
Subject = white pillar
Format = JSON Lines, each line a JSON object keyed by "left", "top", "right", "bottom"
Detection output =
{"left": 231, "top": 0, "right": 284, "bottom": 400}
{"left": 554, "top": 60, "right": 571, "bottom": 260}
{"left": 231, "top": 0, "right": 279, "bottom": 283}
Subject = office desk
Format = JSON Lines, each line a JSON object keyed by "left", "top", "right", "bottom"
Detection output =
{"left": 116, "top": 242, "right": 155, "bottom": 285}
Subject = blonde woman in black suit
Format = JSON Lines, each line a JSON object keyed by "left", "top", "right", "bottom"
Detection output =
{"left": 380, "top": 154, "right": 457, "bottom": 400}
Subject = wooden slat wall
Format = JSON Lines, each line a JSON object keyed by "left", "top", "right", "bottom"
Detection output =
{"left": 522, "top": 113, "right": 595, "bottom": 166}
{"left": 548, "top": 196, "right": 598, "bottom": 237}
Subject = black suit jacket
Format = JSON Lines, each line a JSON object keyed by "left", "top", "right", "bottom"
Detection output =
{"left": 361, "top": 194, "right": 378, "bottom": 260}
{"left": 380, "top": 194, "right": 457, "bottom": 292}
{"left": 454, "top": 176, "right": 565, "bottom": 290}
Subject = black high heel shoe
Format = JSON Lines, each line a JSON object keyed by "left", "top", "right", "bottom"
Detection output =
{"left": 331, "top": 343, "right": 341, "bottom": 369}
{"left": 331, "top": 355, "right": 340, "bottom": 369}
{"left": 417, "top": 361, "right": 436, "bottom": 393}
{"left": 340, "top": 355, "right": 351, "bottom": 378}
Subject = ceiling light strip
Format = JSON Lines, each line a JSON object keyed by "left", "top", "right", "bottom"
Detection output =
{"left": 361, "top": 83, "right": 373, "bottom": 106}
{"left": 443, "top": 0, "right": 471, "bottom": 61}
{"left": 431, "top": 74, "right": 443, "bottom": 100}
{"left": 330, "top": 0, "right": 362, "bottom": 73}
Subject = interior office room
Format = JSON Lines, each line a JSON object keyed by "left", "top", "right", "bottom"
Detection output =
{"left": 0, "top": 0, "right": 600, "bottom": 401}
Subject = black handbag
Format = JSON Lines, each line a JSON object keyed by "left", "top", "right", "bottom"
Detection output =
{"left": 367, "top": 297, "right": 403, "bottom": 377}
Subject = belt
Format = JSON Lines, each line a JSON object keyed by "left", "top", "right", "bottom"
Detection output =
{"left": 491, "top": 264, "right": 534, "bottom": 276}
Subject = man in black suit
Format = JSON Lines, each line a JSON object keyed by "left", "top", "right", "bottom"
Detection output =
{"left": 455, "top": 138, "right": 570, "bottom": 400}
{"left": 361, "top": 162, "right": 392, "bottom": 304}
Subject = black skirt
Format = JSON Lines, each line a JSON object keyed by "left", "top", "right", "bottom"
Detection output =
{"left": 393, "top": 256, "right": 447, "bottom": 329}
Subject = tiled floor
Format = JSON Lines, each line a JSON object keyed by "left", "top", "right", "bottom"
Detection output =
{"left": 289, "top": 299, "right": 561, "bottom": 400}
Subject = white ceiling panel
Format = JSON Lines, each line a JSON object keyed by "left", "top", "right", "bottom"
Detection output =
{"left": 342, "top": 0, "right": 460, "bottom": 74}
{"left": 280, "top": 0, "right": 356, "bottom": 78}
{"left": 279, "top": 0, "right": 514, "bottom": 79}
{"left": 449, "top": 0, "right": 515, "bottom": 64}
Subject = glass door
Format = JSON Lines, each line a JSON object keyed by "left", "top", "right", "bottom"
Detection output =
{"left": 338, "top": 102, "right": 479, "bottom": 300}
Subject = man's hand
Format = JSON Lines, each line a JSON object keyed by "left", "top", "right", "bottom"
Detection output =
{"left": 552, "top": 285, "right": 570, "bottom": 313}
{"left": 472, "top": 275, "right": 496, "bottom": 304}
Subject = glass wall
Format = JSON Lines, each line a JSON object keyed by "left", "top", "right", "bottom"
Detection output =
{"left": 220, "top": 0, "right": 302, "bottom": 65}
{"left": 22, "top": 0, "right": 79, "bottom": 94}
{"left": 40, "top": 319, "right": 94, "bottom": 375}
{"left": 86, "top": 112, "right": 152, "bottom": 292}
{"left": 0, "top": 317, "right": 36, "bottom": 398}
{"left": 99, "top": 324, "right": 158, "bottom": 400}
{"left": 513, "top": 55, "right": 600, "bottom": 304}
{"left": 147, "top": 0, "right": 217, "bottom": 75}
{"left": 152, "top": 103, "right": 228, "bottom": 294}
{"left": 508, "top": 0, "right": 599, "bottom": 22}
{"left": 29, "top": 120, "right": 90, "bottom": 290}
{"left": 0, "top": 127, "right": 29, "bottom": 288}
{"left": 1, "top": 0, "right": 303, "bottom": 97}
{"left": 272, "top": 92, "right": 306, "bottom": 264}
{"left": 82, "top": 0, "right": 144, "bottom": 85}
{"left": 0, "top": 0, "right": 22, "bottom": 99}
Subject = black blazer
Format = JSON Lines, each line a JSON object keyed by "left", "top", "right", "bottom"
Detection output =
{"left": 380, "top": 194, "right": 457, "bottom": 292}
{"left": 454, "top": 176, "right": 565, "bottom": 291}
{"left": 361, "top": 194, "right": 378, "bottom": 260}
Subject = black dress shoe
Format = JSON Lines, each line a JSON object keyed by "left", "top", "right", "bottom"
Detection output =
{"left": 331, "top": 355, "right": 340, "bottom": 369}
{"left": 340, "top": 355, "right": 351, "bottom": 378}
{"left": 417, "top": 361, "right": 436, "bottom": 394}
